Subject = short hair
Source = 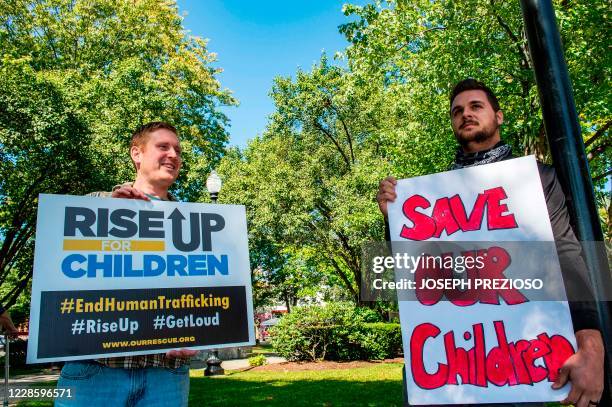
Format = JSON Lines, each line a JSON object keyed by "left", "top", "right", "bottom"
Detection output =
{"left": 450, "top": 79, "right": 500, "bottom": 112}
{"left": 130, "top": 121, "right": 178, "bottom": 150}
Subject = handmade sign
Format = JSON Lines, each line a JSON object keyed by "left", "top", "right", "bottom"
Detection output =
{"left": 387, "top": 156, "right": 575, "bottom": 404}
{"left": 27, "top": 194, "right": 254, "bottom": 363}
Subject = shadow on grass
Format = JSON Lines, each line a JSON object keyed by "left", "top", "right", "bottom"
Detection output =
{"left": 189, "top": 374, "right": 403, "bottom": 406}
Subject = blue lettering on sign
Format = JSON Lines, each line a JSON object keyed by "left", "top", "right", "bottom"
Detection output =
{"left": 61, "top": 254, "right": 229, "bottom": 278}
{"left": 61, "top": 254, "right": 87, "bottom": 278}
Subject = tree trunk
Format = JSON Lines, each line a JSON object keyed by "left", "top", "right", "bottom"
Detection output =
{"left": 284, "top": 293, "right": 291, "bottom": 313}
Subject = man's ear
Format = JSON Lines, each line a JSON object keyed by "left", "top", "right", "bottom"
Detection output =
{"left": 496, "top": 110, "right": 504, "bottom": 126}
{"left": 130, "top": 145, "right": 142, "bottom": 171}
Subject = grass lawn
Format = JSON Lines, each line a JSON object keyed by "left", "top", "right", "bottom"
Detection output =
{"left": 189, "top": 363, "right": 404, "bottom": 406}
{"left": 14, "top": 362, "right": 563, "bottom": 407}
{"left": 14, "top": 362, "right": 404, "bottom": 406}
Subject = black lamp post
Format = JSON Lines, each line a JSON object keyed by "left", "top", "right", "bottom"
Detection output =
{"left": 520, "top": 0, "right": 612, "bottom": 398}
{"left": 204, "top": 170, "right": 224, "bottom": 376}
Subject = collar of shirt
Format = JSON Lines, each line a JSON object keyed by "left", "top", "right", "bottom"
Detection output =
{"left": 112, "top": 182, "right": 178, "bottom": 202}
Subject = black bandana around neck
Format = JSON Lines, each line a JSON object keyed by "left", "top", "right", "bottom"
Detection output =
{"left": 451, "top": 141, "right": 513, "bottom": 170}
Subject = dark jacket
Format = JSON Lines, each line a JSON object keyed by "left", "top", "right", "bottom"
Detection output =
{"left": 536, "top": 161, "right": 598, "bottom": 331}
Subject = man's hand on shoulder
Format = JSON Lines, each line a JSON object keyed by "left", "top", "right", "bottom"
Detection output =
{"left": 111, "top": 186, "right": 150, "bottom": 201}
{"left": 553, "top": 329, "right": 604, "bottom": 406}
{"left": 377, "top": 176, "right": 397, "bottom": 218}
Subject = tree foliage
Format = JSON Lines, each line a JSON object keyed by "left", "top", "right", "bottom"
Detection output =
{"left": 218, "top": 58, "right": 393, "bottom": 305}
{"left": 219, "top": 0, "right": 610, "bottom": 306}
{"left": 0, "top": 0, "right": 235, "bottom": 312}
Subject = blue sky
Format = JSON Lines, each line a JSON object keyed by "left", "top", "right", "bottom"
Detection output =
{"left": 177, "top": 0, "right": 360, "bottom": 148}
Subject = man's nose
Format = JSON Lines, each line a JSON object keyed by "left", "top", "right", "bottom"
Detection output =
{"left": 462, "top": 110, "right": 477, "bottom": 123}
{"left": 167, "top": 148, "right": 180, "bottom": 159}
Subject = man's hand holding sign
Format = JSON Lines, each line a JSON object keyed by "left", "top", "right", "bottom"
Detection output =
{"left": 376, "top": 80, "right": 603, "bottom": 406}
{"left": 110, "top": 185, "right": 151, "bottom": 201}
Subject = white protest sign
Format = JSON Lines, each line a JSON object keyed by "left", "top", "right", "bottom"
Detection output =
{"left": 27, "top": 194, "right": 255, "bottom": 363}
{"left": 387, "top": 156, "right": 576, "bottom": 404}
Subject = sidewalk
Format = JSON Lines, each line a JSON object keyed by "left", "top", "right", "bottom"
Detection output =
{"left": 189, "top": 354, "right": 287, "bottom": 370}
{"left": 3, "top": 353, "right": 288, "bottom": 392}
{"left": 221, "top": 356, "right": 286, "bottom": 370}
{"left": 9, "top": 354, "right": 289, "bottom": 382}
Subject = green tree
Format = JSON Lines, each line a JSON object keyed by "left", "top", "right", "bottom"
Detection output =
{"left": 217, "top": 58, "right": 394, "bottom": 305}
{"left": 220, "top": 0, "right": 610, "bottom": 307}
{"left": 0, "top": 0, "right": 236, "bottom": 312}
{"left": 218, "top": 140, "right": 343, "bottom": 309}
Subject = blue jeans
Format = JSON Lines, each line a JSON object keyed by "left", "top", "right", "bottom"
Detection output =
{"left": 55, "top": 361, "right": 189, "bottom": 407}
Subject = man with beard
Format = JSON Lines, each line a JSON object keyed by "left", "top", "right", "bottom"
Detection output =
{"left": 377, "top": 79, "right": 604, "bottom": 406}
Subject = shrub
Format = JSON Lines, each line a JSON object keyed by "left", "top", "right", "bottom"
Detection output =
{"left": 360, "top": 323, "right": 402, "bottom": 360}
{"left": 270, "top": 303, "right": 403, "bottom": 361}
{"left": 248, "top": 354, "right": 267, "bottom": 367}
{"left": 270, "top": 303, "right": 365, "bottom": 361}
{"left": 354, "top": 306, "right": 384, "bottom": 323}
